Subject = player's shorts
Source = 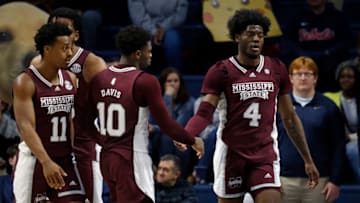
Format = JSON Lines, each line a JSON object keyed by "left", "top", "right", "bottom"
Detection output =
{"left": 213, "top": 137, "right": 281, "bottom": 198}
{"left": 74, "top": 140, "right": 103, "bottom": 203}
{"left": 100, "top": 149, "right": 154, "bottom": 203}
{"left": 13, "top": 142, "right": 85, "bottom": 203}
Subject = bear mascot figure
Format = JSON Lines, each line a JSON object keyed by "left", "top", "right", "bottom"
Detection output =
{"left": 0, "top": 2, "right": 48, "bottom": 104}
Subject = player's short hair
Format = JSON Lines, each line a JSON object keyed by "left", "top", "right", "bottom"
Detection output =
{"left": 48, "top": 7, "right": 82, "bottom": 33}
{"left": 227, "top": 9, "right": 271, "bottom": 40}
{"left": 159, "top": 154, "right": 181, "bottom": 172}
{"left": 115, "top": 25, "right": 151, "bottom": 56}
{"left": 34, "top": 23, "right": 72, "bottom": 56}
{"left": 289, "top": 56, "right": 319, "bottom": 76}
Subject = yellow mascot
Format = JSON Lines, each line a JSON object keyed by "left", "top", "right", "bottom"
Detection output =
{"left": 0, "top": 2, "right": 48, "bottom": 104}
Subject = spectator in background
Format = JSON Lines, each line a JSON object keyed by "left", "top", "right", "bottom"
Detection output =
{"left": 155, "top": 154, "right": 199, "bottom": 203}
{"left": 0, "top": 99, "right": 20, "bottom": 174}
{"left": 277, "top": 56, "right": 346, "bottom": 203}
{"left": 324, "top": 61, "right": 360, "bottom": 184}
{"left": 128, "top": 0, "right": 188, "bottom": 73}
{"left": 283, "top": 0, "right": 353, "bottom": 92}
{"left": 149, "top": 67, "right": 196, "bottom": 180}
{"left": 0, "top": 144, "right": 18, "bottom": 203}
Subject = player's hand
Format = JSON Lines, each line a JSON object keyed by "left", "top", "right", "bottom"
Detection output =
{"left": 305, "top": 162, "right": 319, "bottom": 189}
{"left": 41, "top": 159, "right": 67, "bottom": 190}
{"left": 191, "top": 137, "right": 204, "bottom": 159}
{"left": 322, "top": 182, "right": 340, "bottom": 202}
{"left": 173, "top": 140, "right": 187, "bottom": 151}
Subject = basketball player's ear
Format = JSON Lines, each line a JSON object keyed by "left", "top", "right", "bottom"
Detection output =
{"left": 44, "top": 45, "right": 50, "bottom": 54}
{"left": 235, "top": 34, "right": 241, "bottom": 42}
{"left": 73, "top": 30, "right": 80, "bottom": 42}
{"left": 134, "top": 49, "right": 142, "bottom": 59}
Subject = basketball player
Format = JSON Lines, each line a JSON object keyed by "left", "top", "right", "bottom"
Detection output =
{"left": 184, "top": 9, "right": 320, "bottom": 203}
{"left": 31, "top": 7, "right": 107, "bottom": 202}
{"left": 88, "top": 25, "right": 204, "bottom": 203}
{"left": 12, "top": 23, "right": 85, "bottom": 203}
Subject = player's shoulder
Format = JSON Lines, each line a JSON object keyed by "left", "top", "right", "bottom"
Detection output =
{"left": 136, "top": 70, "right": 158, "bottom": 84}
{"left": 263, "top": 55, "right": 285, "bottom": 66}
{"left": 85, "top": 51, "right": 106, "bottom": 66}
{"left": 13, "top": 68, "right": 35, "bottom": 94}
{"left": 207, "top": 57, "right": 231, "bottom": 74}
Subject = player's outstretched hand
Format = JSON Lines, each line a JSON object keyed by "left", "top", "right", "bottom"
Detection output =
{"left": 191, "top": 137, "right": 204, "bottom": 159}
{"left": 305, "top": 162, "right": 319, "bottom": 189}
{"left": 42, "top": 159, "right": 67, "bottom": 190}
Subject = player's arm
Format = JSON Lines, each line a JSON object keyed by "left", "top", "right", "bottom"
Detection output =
{"left": 185, "top": 94, "right": 218, "bottom": 137}
{"left": 13, "top": 73, "right": 67, "bottom": 189}
{"left": 185, "top": 63, "right": 224, "bottom": 137}
{"left": 278, "top": 94, "right": 319, "bottom": 189}
{"left": 82, "top": 53, "right": 107, "bottom": 83}
{"left": 136, "top": 73, "right": 204, "bottom": 157}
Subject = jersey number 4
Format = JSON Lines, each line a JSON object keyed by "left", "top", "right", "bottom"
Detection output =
{"left": 243, "top": 102, "right": 261, "bottom": 127}
{"left": 97, "top": 102, "right": 125, "bottom": 137}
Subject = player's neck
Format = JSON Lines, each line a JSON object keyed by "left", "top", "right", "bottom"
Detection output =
{"left": 71, "top": 45, "right": 80, "bottom": 57}
{"left": 119, "top": 57, "right": 139, "bottom": 69}
{"left": 236, "top": 54, "right": 260, "bottom": 67}
{"left": 37, "top": 62, "right": 61, "bottom": 84}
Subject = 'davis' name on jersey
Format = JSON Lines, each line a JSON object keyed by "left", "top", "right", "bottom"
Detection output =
{"left": 100, "top": 88, "right": 121, "bottom": 99}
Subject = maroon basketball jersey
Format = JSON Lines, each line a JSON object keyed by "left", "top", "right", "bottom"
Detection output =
{"left": 67, "top": 48, "right": 94, "bottom": 139}
{"left": 25, "top": 66, "right": 75, "bottom": 158}
{"left": 89, "top": 65, "right": 149, "bottom": 154}
{"left": 202, "top": 55, "right": 292, "bottom": 159}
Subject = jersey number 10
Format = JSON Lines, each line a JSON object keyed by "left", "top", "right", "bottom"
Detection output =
{"left": 97, "top": 102, "right": 125, "bottom": 137}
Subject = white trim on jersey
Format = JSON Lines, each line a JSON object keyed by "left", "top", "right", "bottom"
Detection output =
{"left": 13, "top": 142, "right": 36, "bottom": 203}
{"left": 133, "top": 107, "right": 155, "bottom": 202}
{"left": 92, "top": 144, "right": 104, "bottom": 203}
{"left": 213, "top": 132, "right": 244, "bottom": 198}
{"left": 68, "top": 47, "right": 83, "bottom": 66}
{"left": 29, "top": 65, "right": 64, "bottom": 87}
{"left": 109, "top": 65, "right": 136, "bottom": 73}
{"left": 229, "top": 55, "right": 264, "bottom": 73}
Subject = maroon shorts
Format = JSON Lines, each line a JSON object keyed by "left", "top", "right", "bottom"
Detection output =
{"left": 100, "top": 150, "right": 153, "bottom": 203}
{"left": 14, "top": 151, "right": 85, "bottom": 203}
{"left": 213, "top": 140, "right": 281, "bottom": 198}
